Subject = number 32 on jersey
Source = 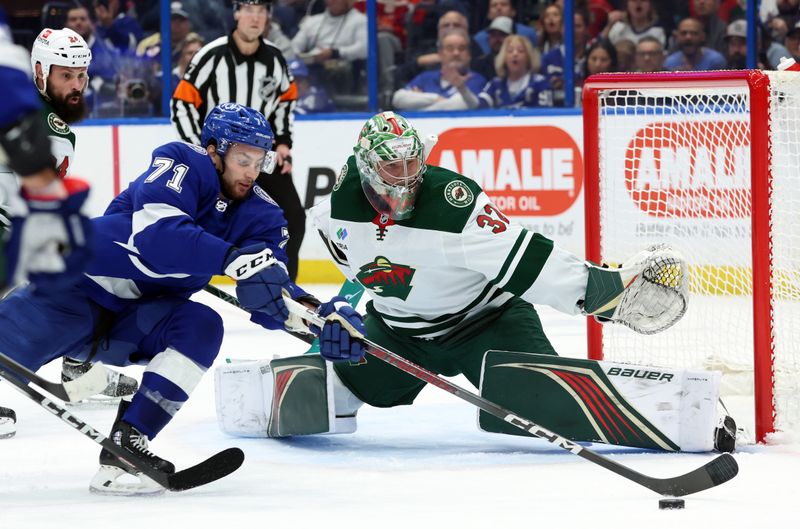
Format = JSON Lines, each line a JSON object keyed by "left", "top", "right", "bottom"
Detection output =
{"left": 476, "top": 203, "right": 509, "bottom": 234}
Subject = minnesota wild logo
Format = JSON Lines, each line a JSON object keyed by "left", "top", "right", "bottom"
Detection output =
{"left": 444, "top": 180, "right": 474, "bottom": 208}
{"left": 47, "top": 113, "right": 70, "bottom": 135}
{"left": 356, "top": 256, "right": 415, "bottom": 300}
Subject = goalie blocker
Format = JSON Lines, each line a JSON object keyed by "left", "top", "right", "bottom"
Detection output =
{"left": 479, "top": 351, "right": 733, "bottom": 452}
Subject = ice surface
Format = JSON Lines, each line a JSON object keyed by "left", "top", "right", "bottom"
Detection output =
{"left": 1, "top": 285, "right": 797, "bottom": 528}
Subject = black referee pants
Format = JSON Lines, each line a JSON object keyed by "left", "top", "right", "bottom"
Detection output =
{"left": 256, "top": 169, "right": 306, "bottom": 281}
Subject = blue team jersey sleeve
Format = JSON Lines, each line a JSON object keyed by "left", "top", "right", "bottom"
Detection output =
{"left": 234, "top": 186, "right": 310, "bottom": 300}
{"left": 0, "top": 67, "right": 41, "bottom": 126}
{"left": 126, "top": 142, "right": 233, "bottom": 276}
{"left": 466, "top": 72, "right": 488, "bottom": 95}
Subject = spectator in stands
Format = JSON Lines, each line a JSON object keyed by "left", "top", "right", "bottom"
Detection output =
{"left": 692, "top": 0, "right": 726, "bottom": 55}
{"left": 634, "top": 35, "right": 665, "bottom": 72}
{"left": 614, "top": 38, "right": 636, "bottom": 71}
{"left": 93, "top": 0, "right": 143, "bottom": 53}
{"left": 586, "top": 0, "right": 615, "bottom": 39}
{"left": 786, "top": 21, "right": 800, "bottom": 61}
{"left": 538, "top": 3, "right": 563, "bottom": 55}
{"left": 724, "top": 19, "right": 790, "bottom": 70}
{"left": 289, "top": 58, "right": 336, "bottom": 114}
{"left": 470, "top": 34, "right": 553, "bottom": 109}
{"left": 604, "top": 0, "right": 666, "bottom": 47}
{"left": 172, "top": 34, "right": 204, "bottom": 90}
{"left": 541, "top": 9, "right": 592, "bottom": 106}
{"left": 65, "top": 3, "right": 118, "bottom": 114}
{"left": 291, "top": 0, "right": 367, "bottom": 98}
{"left": 664, "top": 17, "right": 725, "bottom": 71}
{"left": 262, "top": 5, "right": 296, "bottom": 60}
{"left": 582, "top": 39, "right": 618, "bottom": 78}
{"left": 291, "top": 0, "right": 367, "bottom": 67}
{"left": 392, "top": 29, "right": 487, "bottom": 111}
{"left": 471, "top": 15, "right": 513, "bottom": 80}
{"left": 776, "top": 0, "right": 800, "bottom": 24}
{"left": 473, "top": 0, "right": 537, "bottom": 56}
{"left": 175, "top": 0, "right": 233, "bottom": 43}
{"left": 769, "top": 16, "right": 790, "bottom": 47}
{"left": 136, "top": 2, "right": 195, "bottom": 74}
{"left": 404, "top": 10, "right": 483, "bottom": 81}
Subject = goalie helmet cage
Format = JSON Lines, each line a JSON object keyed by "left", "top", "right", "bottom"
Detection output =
{"left": 582, "top": 70, "right": 800, "bottom": 444}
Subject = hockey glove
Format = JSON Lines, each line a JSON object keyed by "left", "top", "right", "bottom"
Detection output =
{"left": 224, "top": 243, "right": 291, "bottom": 328}
{"left": 3, "top": 177, "right": 93, "bottom": 291}
{"left": 310, "top": 297, "right": 366, "bottom": 362}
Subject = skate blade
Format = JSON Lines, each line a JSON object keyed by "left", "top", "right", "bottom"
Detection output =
{"left": 89, "top": 465, "right": 166, "bottom": 496}
{"left": 65, "top": 395, "right": 123, "bottom": 408}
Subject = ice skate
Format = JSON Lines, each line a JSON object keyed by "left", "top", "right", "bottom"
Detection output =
{"left": 62, "top": 358, "right": 138, "bottom": 406}
{"left": 89, "top": 402, "right": 173, "bottom": 496}
{"left": 0, "top": 406, "right": 16, "bottom": 439}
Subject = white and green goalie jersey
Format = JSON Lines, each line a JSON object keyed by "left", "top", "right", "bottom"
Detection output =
{"left": 311, "top": 156, "right": 589, "bottom": 340}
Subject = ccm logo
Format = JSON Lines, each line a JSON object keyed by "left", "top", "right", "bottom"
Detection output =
{"left": 607, "top": 367, "right": 674, "bottom": 382}
{"left": 234, "top": 255, "right": 269, "bottom": 278}
{"left": 625, "top": 121, "right": 750, "bottom": 218}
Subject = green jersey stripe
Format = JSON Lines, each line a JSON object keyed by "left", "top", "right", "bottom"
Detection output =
{"left": 500, "top": 233, "right": 554, "bottom": 297}
{"left": 491, "top": 230, "right": 528, "bottom": 285}
{"left": 378, "top": 283, "right": 498, "bottom": 324}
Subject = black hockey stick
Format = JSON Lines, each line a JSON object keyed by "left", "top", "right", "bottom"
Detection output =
{"left": 0, "top": 353, "right": 244, "bottom": 492}
{"left": 203, "top": 284, "right": 738, "bottom": 496}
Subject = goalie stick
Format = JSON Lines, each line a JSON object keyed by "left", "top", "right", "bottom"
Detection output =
{"left": 0, "top": 352, "right": 244, "bottom": 492}
{"left": 202, "top": 284, "right": 739, "bottom": 497}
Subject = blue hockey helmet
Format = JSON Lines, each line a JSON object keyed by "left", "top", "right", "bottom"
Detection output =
{"left": 201, "top": 103, "right": 277, "bottom": 172}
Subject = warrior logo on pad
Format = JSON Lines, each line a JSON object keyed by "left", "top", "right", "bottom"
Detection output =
{"left": 356, "top": 256, "right": 416, "bottom": 300}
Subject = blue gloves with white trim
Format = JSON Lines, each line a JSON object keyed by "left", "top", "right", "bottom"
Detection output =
{"left": 310, "top": 296, "right": 366, "bottom": 362}
{"left": 224, "top": 243, "right": 290, "bottom": 328}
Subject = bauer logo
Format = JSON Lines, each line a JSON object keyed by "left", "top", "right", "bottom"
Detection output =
{"left": 427, "top": 126, "right": 583, "bottom": 216}
{"left": 625, "top": 121, "right": 750, "bottom": 218}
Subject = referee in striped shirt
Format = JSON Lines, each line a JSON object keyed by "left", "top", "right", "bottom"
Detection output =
{"left": 171, "top": 0, "right": 305, "bottom": 280}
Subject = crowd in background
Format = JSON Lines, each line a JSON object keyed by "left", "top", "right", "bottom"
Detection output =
{"left": 7, "top": 0, "right": 800, "bottom": 117}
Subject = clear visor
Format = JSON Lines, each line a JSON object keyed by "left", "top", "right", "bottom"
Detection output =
{"left": 227, "top": 144, "right": 278, "bottom": 173}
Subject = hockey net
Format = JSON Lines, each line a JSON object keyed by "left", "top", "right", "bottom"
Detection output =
{"left": 583, "top": 71, "right": 800, "bottom": 444}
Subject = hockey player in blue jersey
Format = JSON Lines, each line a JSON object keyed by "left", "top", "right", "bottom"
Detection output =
{"left": 0, "top": 102, "right": 365, "bottom": 495}
{"left": 0, "top": 10, "right": 93, "bottom": 439}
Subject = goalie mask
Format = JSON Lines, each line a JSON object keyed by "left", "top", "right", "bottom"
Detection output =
{"left": 354, "top": 112, "right": 426, "bottom": 220}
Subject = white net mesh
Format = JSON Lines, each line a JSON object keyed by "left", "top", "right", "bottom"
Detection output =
{"left": 591, "top": 72, "right": 800, "bottom": 443}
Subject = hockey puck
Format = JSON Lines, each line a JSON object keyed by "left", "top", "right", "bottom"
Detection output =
{"left": 658, "top": 498, "right": 685, "bottom": 510}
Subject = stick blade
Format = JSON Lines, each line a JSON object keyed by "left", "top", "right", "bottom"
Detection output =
{"left": 650, "top": 453, "right": 739, "bottom": 497}
{"left": 167, "top": 447, "right": 245, "bottom": 491}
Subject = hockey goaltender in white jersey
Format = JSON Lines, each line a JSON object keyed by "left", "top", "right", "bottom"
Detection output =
{"left": 215, "top": 111, "right": 737, "bottom": 453}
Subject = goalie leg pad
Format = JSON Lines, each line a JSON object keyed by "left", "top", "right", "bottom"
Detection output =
{"left": 215, "top": 354, "right": 361, "bottom": 438}
{"left": 478, "top": 350, "right": 723, "bottom": 452}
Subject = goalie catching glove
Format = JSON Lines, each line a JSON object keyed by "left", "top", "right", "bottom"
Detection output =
{"left": 581, "top": 244, "right": 689, "bottom": 335}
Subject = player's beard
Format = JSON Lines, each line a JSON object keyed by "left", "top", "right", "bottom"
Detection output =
{"left": 48, "top": 88, "right": 88, "bottom": 124}
{"left": 220, "top": 176, "right": 252, "bottom": 201}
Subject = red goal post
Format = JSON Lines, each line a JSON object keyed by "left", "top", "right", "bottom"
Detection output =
{"left": 582, "top": 70, "right": 799, "bottom": 444}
